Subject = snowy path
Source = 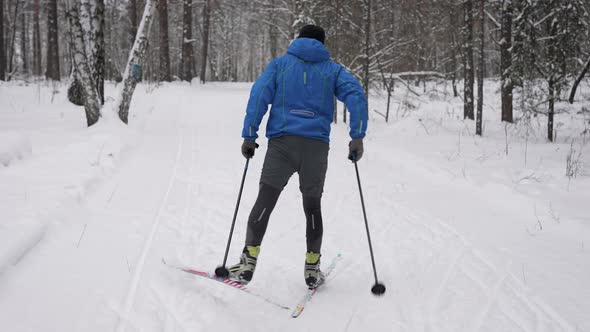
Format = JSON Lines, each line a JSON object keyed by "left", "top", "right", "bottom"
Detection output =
{"left": 0, "top": 83, "right": 587, "bottom": 331}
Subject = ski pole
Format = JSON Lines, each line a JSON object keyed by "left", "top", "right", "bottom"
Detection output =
{"left": 349, "top": 153, "right": 386, "bottom": 295}
{"left": 215, "top": 157, "right": 250, "bottom": 278}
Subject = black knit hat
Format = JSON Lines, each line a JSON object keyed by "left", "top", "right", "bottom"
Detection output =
{"left": 298, "top": 25, "right": 326, "bottom": 44}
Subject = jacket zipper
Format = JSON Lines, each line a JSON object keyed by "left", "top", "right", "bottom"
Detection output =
{"left": 304, "top": 71, "right": 307, "bottom": 85}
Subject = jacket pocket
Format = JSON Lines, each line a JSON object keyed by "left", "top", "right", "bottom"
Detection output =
{"left": 287, "top": 109, "right": 321, "bottom": 135}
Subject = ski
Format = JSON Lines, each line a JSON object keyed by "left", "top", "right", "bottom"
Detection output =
{"left": 291, "top": 253, "right": 342, "bottom": 318}
{"left": 162, "top": 259, "right": 290, "bottom": 310}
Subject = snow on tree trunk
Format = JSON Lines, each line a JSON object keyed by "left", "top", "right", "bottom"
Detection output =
{"left": 46, "top": 0, "right": 60, "bottom": 80}
{"left": 116, "top": 0, "right": 156, "bottom": 124}
{"left": 66, "top": 1, "right": 101, "bottom": 127}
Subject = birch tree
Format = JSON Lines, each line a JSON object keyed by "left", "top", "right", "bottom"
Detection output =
{"left": 116, "top": 0, "right": 157, "bottom": 123}
{"left": 66, "top": 1, "right": 101, "bottom": 126}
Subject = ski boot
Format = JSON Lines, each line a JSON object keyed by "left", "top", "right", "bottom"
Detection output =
{"left": 304, "top": 252, "right": 325, "bottom": 289}
{"left": 228, "top": 245, "right": 260, "bottom": 285}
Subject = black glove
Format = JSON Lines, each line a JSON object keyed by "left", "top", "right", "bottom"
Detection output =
{"left": 241, "top": 139, "right": 259, "bottom": 159}
{"left": 348, "top": 138, "right": 364, "bottom": 162}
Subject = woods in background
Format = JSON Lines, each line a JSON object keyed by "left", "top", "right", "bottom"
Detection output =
{"left": 0, "top": 0, "right": 589, "bottom": 137}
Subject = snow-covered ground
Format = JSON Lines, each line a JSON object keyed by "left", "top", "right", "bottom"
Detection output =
{"left": 0, "top": 79, "right": 589, "bottom": 332}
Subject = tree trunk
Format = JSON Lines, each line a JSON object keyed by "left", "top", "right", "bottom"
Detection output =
{"left": 200, "top": 0, "right": 211, "bottom": 83}
{"left": 569, "top": 56, "right": 590, "bottom": 103}
{"left": 450, "top": 10, "right": 459, "bottom": 98}
{"left": 462, "top": 0, "right": 474, "bottom": 120}
{"left": 117, "top": 0, "right": 157, "bottom": 123}
{"left": 66, "top": 2, "right": 101, "bottom": 126}
{"left": 500, "top": 0, "right": 513, "bottom": 122}
{"left": 129, "top": 0, "right": 138, "bottom": 47}
{"left": 476, "top": 0, "right": 484, "bottom": 136}
{"left": 157, "top": 0, "right": 170, "bottom": 81}
{"left": 0, "top": 0, "right": 5, "bottom": 81}
{"left": 269, "top": 0, "right": 277, "bottom": 59}
{"left": 548, "top": 79, "right": 554, "bottom": 142}
{"left": 180, "top": 0, "right": 194, "bottom": 81}
{"left": 46, "top": 0, "right": 60, "bottom": 80}
{"left": 8, "top": 0, "right": 22, "bottom": 77}
{"left": 94, "top": 0, "right": 105, "bottom": 104}
{"left": 363, "top": 0, "right": 371, "bottom": 99}
{"left": 33, "top": 0, "right": 41, "bottom": 76}
{"left": 20, "top": 6, "right": 28, "bottom": 75}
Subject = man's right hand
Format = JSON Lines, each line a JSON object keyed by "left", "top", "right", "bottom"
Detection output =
{"left": 348, "top": 138, "right": 364, "bottom": 162}
{"left": 241, "top": 139, "right": 259, "bottom": 159}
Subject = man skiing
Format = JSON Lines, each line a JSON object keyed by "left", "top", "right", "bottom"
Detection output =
{"left": 228, "top": 25, "right": 368, "bottom": 289}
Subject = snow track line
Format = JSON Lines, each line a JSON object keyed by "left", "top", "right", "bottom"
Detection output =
{"left": 116, "top": 131, "right": 185, "bottom": 332}
{"left": 400, "top": 207, "right": 575, "bottom": 331}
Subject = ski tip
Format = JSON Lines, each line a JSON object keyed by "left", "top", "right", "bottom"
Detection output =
{"left": 291, "top": 307, "right": 304, "bottom": 318}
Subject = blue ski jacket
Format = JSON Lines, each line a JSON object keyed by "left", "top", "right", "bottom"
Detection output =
{"left": 242, "top": 38, "right": 368, "bottom": 143}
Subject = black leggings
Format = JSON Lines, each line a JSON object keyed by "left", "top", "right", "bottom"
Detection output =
{"left": 245, "top": 183, "right": 323, "bottom": 253}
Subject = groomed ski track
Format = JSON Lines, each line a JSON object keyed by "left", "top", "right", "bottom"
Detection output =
{"left": 0, "top": 83, "right": 583, "bottom": 332}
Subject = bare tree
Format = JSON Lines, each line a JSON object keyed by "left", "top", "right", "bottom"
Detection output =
{"left": 180, "top": 0, "right": 194, "bottom": 81}
{"left": 462, "top": 0, "right": 475, "bottom": 120}
{"left": 128, "top": 0, "right": 139, "bottom": 46}
{"left": 500, "top": 0, "right": 513, "bottom": 122}
{"left": 95, "top": 0, "right": 105, "bottom": 104}
{"left": 0, "top": 0, "right": 5, "bottom": 81}
{"left": 66, "top": 1, "right": 101, "bottom": 126}
{"left": 7, "top": 0, "right": 23, "bottom": 78}
{"left": 569, "top": 55, "right": 590, "bottom": 103}
{"left": 362, "top": 0, "right": 371, "bottom": 98}
{"left": 158, "top": 0, "right": 170, "bottom": 81}
{"left": 20, "top": 3, "right": 28, "bottom": 75}
{"left": 476, "top": 0, "right": 484, "bottom": 136}
{"left": 33, "top": 0, "right": 41, "bottom": 76}
{"left": 46, "top": 0, "right": 60, "bottom": 80}
{"left": 116, "top": 0, "right": 157, "bottom": 123}
{"left": 200, "top": 0, "right": 211, "bottom": 83}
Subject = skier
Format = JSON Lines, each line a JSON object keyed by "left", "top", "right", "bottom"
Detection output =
{"left": 228, "top": 25, "right": 368, "bottom": 289}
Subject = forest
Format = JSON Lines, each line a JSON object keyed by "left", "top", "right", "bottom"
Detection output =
{"left": 1, "top": 0, "right": 589, "bottom": 139}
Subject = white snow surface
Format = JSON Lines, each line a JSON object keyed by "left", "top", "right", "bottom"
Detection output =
{"left": 0, "top": 79, "right": 589, "bottom": 332}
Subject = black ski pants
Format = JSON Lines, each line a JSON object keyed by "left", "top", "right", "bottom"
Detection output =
{"left": 245, "top": 135, "right": 329, "bottom": 253}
